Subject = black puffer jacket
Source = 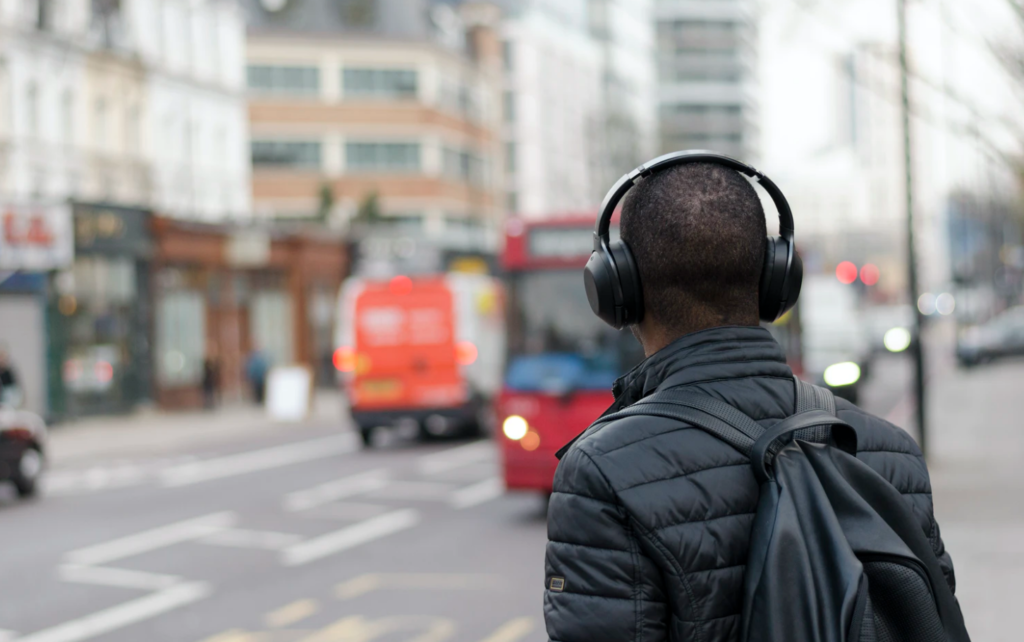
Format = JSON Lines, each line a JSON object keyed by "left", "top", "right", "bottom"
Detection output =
{"left": 544, "top": 326, "right": 955, "bottom": 642}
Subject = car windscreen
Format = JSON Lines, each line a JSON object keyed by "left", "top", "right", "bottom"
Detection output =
{"left": 505, "top": 269, "right": 645, "bottom": 393}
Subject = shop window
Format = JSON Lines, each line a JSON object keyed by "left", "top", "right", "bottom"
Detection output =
{"left": 342, "top": 68, "right": 417, "bottom": 99}
{"left": 247, "top": 65, "right": 320, "bottom": 95}
{"left": 156, "top": 291, "right": 206, "bottom": 387}
{"left": 251, "top": 140, "right": 322, "bottom": 168}
{"left": 345, "top": 142, "right": 420, "bottom": 173}
{"left": 250, "top": 291, "right": 293, "bottom": 367}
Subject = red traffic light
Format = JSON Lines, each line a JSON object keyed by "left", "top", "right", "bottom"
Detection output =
{"left": 860, "top": 263, "right": 880, "bottom": 286}
{"left": 836, "top": 261, "right": 858, "bottom": 285}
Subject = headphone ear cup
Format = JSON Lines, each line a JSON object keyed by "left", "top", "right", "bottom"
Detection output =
{"left": 609, "top": 240, "right": 644, "bottom": 326}
{"left": 585, "top": 250, "right": 620, "bottom": 327}
{"left": 759, "top": 236, "right": 794, "bottom": 322}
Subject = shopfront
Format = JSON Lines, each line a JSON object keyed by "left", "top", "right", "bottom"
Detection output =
{"left": 47, "top": 204, "right": 154, "bottom": 418}
{"left": 0, "top": 202, "right": 74, "bottom": 417}
{"left": 151, "top": 219, "right": 347, "bottom": 409}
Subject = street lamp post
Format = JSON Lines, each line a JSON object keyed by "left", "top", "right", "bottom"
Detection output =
{"left": 898, "top": 0, "right": 928, "bottom": 455}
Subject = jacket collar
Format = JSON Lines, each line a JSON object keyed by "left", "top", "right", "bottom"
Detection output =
{"left": 555, "top": 325, "right": 791, "bottom": 459}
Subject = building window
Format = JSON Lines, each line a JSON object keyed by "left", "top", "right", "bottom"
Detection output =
{"left": 503, "top": 90, "right": 515, "bottom": 123}
{"left": 250, "top": 291, "right": 294, "bottom": 367}
{"left": 505, "top": 142, "right": 516, "bottom": 174}
{"left": 251, "top": 141, "right": 322, "bottom": 168}
{"left": 94, "top": 98, "right": 108, "bottom": 151}
{"left": 126, "top": 105, "right": 140, "bottom": 156}
{"left": 247, "top": 65, "right": 320, "bottom": 95}
{"left": 61, "top": 90, "right": 74, "bottom": 146}
{"left": 26, "top": 82, "right": 39, "bottom": 138}
{"left": 342, "top": 68, "right": 417, "bottom": 99}
{"left": 506, "top": 192, "right": 518, "bottom": 213}
{"left": 443, "top": 147, "right": 486, "bottom": 185}
{"left": 36, "top": 0, "right": 52, "bottom": 30}
{"left": 346, "top": 142, "right": 420, "bottom": 172}
{"left": 156, "top": 291, "right": 206, "bottom": 387}
{"left": 502, "top": 41, "right": 513, "bottom": 72}
{"left": 660, "top": 51, "right": 742, "bottom": 82}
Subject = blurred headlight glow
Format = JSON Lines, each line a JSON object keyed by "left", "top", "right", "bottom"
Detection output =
{"left": 521, "top": 431, "right": 541, "bottom": 451}
{"left": 883, "top": 327, "right": 912, "bottom": 353}
{"left": 502, "top": 415, "right": 529, "bottom": 441}
{"left": 823, "top": 362, "right": 861, "bottom": 387}
{"left": 935, "top": 293, "right": 956, "bottom": 316}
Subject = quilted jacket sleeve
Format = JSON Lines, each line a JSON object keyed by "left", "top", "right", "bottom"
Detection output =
{"left": 544, "top": 445, "right": 669, "bottom": 642}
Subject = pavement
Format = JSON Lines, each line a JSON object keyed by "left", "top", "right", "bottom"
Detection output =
{"left": 0, "top": 346, "right": 1019, "bottom": 642}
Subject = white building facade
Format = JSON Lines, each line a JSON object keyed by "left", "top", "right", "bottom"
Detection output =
{"left": 498, "top": 0, "right": 603, "bottom": 219}
{"left": 655, "top": 0, "right": 759, "bottom": 161}
{"left": 588, "top": 0, "right": 658, "bottom": 186}
{"left": 0, "top": 0, "right": 249, "bottom": 221}
{"left": 0, "top": 0, "right": 249, "bottom": 417}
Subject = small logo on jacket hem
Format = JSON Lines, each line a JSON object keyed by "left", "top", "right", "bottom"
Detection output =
{"left": 549, "top": 577, "right": 565, "bottom": 592}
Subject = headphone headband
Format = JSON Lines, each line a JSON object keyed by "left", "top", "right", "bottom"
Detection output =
{"left": 593, "top": 150, "right": 795, "bottom": 248}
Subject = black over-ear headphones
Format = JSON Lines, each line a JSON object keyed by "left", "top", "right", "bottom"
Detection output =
{"left": 584, "top": 150, "right": 803, "bottom": 329}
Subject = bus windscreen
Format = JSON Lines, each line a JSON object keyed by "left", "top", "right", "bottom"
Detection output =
{"left": 505, "top": 269, "right": 645, "bottom": 393}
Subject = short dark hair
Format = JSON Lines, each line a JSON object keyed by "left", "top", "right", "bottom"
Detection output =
{"left": 620, "top": 162, "right": 766, "bottom": 332}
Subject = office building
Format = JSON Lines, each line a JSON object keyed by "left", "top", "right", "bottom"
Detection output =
{"left": 244, "top": 0, "right": 504, "bottom": 257}
{"left": 655, "top": 0, "right": 759, "bottom": 161}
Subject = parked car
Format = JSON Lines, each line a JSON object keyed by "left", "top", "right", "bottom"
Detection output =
{"left": 0, "top": 406, "right": 46, "bottom": 498}
{"left": 957, "top": 306, "right": 1024, "bottom": 367}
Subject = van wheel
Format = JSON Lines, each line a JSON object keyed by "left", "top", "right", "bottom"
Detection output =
{"left": 359, "top": 427, "right": 374, "bottom": 448}
{"left": 14, "top": 447, "right": 42, "bottom": 498}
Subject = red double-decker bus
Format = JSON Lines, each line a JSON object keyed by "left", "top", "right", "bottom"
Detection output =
{"left": 497, "top": 217, "right": 645, "bottom": 494}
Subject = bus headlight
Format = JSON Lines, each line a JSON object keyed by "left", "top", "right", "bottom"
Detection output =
{"left": 823, "top": 362, "right": 861, "bottom": 387}
{"left": 502, "top": 415, "right": 529, "bottom": 441}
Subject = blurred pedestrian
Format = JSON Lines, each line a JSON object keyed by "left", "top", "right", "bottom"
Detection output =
{"left": 202, "top": 348, "right": 220, "bottom": 409}
{"left": 544, "top": 157, "right": 961, "bottom": 641}
{"left": 245, "top": 349, "right": 269, "bottom": 405}
{"left": 0, "top": 344, "right": 23, "bottom": 408}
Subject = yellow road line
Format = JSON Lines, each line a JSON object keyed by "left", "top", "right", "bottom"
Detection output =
{"left": 264, "top": 598, "right": 319, "bottom": 628}
{"left": 334, "top": 573, "right": 501, "bottom": 600}
{"left": 478, "top": 617, "right": 535, "bottom": 642}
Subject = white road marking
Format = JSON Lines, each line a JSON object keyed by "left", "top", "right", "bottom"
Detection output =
{"left": 65, "top": 512, "right": 237, "bottom": 566}
{"left": 58, "top": 564, "right": 182, "bottom": 591}
{"left": 417, "top": 441, "right": 494, "bottom": 475}
{"left": 450, "top": 477, "right": 504, "bottom": 509}
{"left": 44, "top": 457, "right": 199, "bottom": 496}
{"left": 366, "top": 480, "right": 455, "bottom": 501}
{"left": 200, "top": 528, "right": 304, "bottom": 551}
{"left": 283, "top": 469, "right": 389, "bottom": 512}
{"left": 0, "top": 630, "right": 16, "bottom": 642}
{"left": 13, "top": 581, "right": 210, "bottom": 642}
{"left": 160, "top": 434, "right": 360, "bottom": 487}
{"left": 299, "top": 502, "right": 393, "bottom": 521}
{"left": 281, "top": 509, "right": 420, "bottom": 567}
{"left": 478, "top": 617, "right": 535, "bottom": 642}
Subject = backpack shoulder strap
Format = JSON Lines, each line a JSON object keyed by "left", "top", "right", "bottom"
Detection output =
{"left": 593, "top": 378, "right": 837, "bottom": 454}
{"left": 795, "top": 376, "right": 836, "bottom": 414}
{"left": 594, "top": 387, "right": 766, "bottom": 457}
{"left": 793, "top": 376, "right": 836, "bottom": 443}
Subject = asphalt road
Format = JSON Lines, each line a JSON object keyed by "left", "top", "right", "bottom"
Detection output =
{"left": 0, "top": 424, "right": 549, "bottom": 642}
{"left": 0, "top": 345, "right": 950, "bottom": 642}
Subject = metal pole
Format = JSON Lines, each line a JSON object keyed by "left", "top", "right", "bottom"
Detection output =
{"left": 898, "top": 0, "right": 927, "bottom": 455}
